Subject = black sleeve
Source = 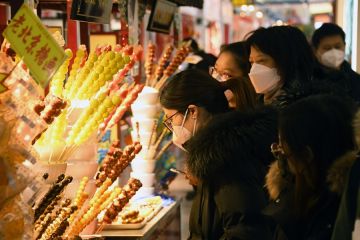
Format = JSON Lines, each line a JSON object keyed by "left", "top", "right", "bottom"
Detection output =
{"left": 214, "top": 183, "right": 272, "bottom": 240}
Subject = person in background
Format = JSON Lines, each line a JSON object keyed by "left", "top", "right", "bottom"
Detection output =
{"left": 182, "top": 37, "right": 217, "bottom": 73}
{"left": 160, "top": 69, "right": 277, "bottom": 239}
{"left": 264, "top": 95, "right": 357, "bottom": 240}
{"left": 331, "top": 109, "right": 360, "bottom": 240}
{"left": 209, "top": 41, "right": 257, "bottom": 109}
{"left": 246, "top": 26, "right": 315, "bottom": 106}
{"left": 312, "top": 23, "right": 360, "bottom": 103}
{"left": 210, "top": 42, "right": 251, "bottom": 81}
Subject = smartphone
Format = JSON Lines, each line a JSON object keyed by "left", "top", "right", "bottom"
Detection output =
{"left": 170, "top": 168, "right": 186, "bottom": 175}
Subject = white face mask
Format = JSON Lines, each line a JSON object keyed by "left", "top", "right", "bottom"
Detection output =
{"left": 248, "top": 63, "right": 281, "bottom": 94}
{"left": 172, "top": 109, "right": 197, "bottom": 151}
{"left": 321, "top": 49, "right": 345, "bottom": 69}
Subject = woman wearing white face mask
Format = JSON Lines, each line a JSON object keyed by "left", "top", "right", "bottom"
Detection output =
{"left": 163, "top": 106, "right": 202, "bottom": 151}
{"left": 160, "top": 69, "right": 278, "bottom": 240}
{"left": 246, "top": 26, "right": 315, "bottom": 106}
{"left": 161, "top": 70, "right": 229, "bottom": 150}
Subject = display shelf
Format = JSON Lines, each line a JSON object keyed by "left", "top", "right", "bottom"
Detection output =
{"left": 99, "top": 200, "right": 181, "bottom": 240}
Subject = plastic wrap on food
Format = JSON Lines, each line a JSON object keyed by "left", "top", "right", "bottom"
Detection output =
{"left": 0, "top": 155, "right": 42, "bottom": 206}
{"left": 0, "top": 52, "right": 14, "bottom": 75}
{"left": 1, "top": 99, "right": 46, "bottom": 149}
{"left": 0, "top": 195, "right": 33, "bottom": 240}
{"left": 0, "top": 155, "right": 38, "bottom": 239}
{"left": 0, "top": 156, "right": 27, "bottom": 208}
{"left": 2, "top": 61, "right": 44, "bottom": 102}
{"left": 0, "top": 113, "right": 41, "bottom": 207}
{"left": 19, "top": 160, "right": 47, "bottom": 207}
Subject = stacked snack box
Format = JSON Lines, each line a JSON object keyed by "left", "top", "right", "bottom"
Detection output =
{"left": 130, "top": 86, "right": 161, "bottom": 199}
{"left": 129, "top": 42, "right": 192, "bottom": 199}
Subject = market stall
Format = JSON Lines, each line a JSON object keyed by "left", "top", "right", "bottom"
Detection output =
{"left": 0, "top": 0, "right": 197, "bottom": 239}
{"left": 99, "top": 200, "right": 181, "bottom": 239}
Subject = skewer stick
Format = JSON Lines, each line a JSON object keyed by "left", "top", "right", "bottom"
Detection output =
{"left": 135, "top": 121, "right": 140, "bottom": 142}
{"left": 154, "top": 141, "right": 173, "bottom": 161}
{"left": 149, "top": 75, "right": 156, "bottom": 88}
{"left": 95, "top": 223, "right": 105, "bottom": 234}
{"left": 66, "top": 105, "right": 75, "bottom": 120}
{"left": 67, "top": 145, "right": 79, "bottom": 159}
{"left": 151, "top": 129, "right": 158, "bottom": 146}
{"left": 154, "top": 45, "right": 174, "bottom": 82}
{"left": 48, "top": 148, "right": 54, "bottom": 164}
{"left": 147, "top": 120, "right": 158, "bottom": 150}
{"left": 149, "top": 64, "right": 158, "bottom": 87}
{"left": 56, "top": 144, "right": 69, "bottom": 163}
{"left": 154, "top": 128, "right": 168, "bottom": 152}
{"left": 154, "top": 75, "right": 168, "bottom": 90}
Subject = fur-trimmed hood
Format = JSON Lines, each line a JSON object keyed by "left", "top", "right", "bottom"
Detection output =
{"left": 185, "top": 107, "right": 278, "bottom": 182}
{"left": 266, "top": 150, "right": 359, "bottom": 200}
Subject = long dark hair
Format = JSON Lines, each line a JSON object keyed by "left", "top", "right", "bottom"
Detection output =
{"left": 221, "top": 77, "right": 257, "bottom": 111}
{"left": 160, "top": 69, "right": 230, "bottom": 114}
{"left": 279, "top": 95, "right": 356, "bottom": 217}
{"left": 246, "top": 26, "right": 315, "bottom": 87}
{"left": 220, "top": 41, "right": 251, "bottom": 74}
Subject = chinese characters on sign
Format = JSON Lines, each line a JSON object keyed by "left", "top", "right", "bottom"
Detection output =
{"left": 3, "top": 4, "right": 66, "bottom": 88}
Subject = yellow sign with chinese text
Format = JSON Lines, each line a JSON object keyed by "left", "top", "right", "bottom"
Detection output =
{"left": 3, "top": 4, "right": 66, "bottom": 88}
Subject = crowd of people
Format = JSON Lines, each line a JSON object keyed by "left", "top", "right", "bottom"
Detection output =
{"left": 161, "top": 23, "right": 360, "bottom": 240}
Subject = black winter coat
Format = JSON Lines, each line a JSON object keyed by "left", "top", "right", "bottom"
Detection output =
{"left": 185, "top": 108, "right": 278, "bottom": 240}
{"left": 273, "top": 77, "right": 352, "bottom": 110}
{"left": 313, "top": 60, "right": 360, "bottom": 104}
{"left": 331, "top": 154, "right": 360, "bottom": 240}
{"left": 264, "top": 151, "right": 359, "bottom": 240}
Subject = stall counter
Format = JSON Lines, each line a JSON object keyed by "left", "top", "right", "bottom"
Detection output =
{"left": 99, "top": 200, "right": 181, "bottom": 240}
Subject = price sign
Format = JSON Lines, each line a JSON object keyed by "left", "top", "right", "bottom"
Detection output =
{"left": 3, "top": 4, "right": 66, "bottom": 89}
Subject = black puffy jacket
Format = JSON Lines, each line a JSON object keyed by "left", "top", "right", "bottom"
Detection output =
{"left": 313, "top": 60, "right": 360, "bottom": 104}
{"left": 185, "top": 108, "right": 278, "bottom": 240}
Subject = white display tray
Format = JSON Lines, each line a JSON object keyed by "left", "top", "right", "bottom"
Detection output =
{"left": 103, "top": 203, "right": 162, "bottom": 230}
{"left": 145, "top": 204, "right": 162, "bottom": 222}
{"left": 103, "top": 220, "right": 147, "bottom": 230}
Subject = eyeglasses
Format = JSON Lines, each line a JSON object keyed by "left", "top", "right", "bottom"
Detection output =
{"left": 163, "top": 111, "right": 180, "bottom": 132}
{"left": 209, "top": 66, "right": 231, "bottom": 82}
